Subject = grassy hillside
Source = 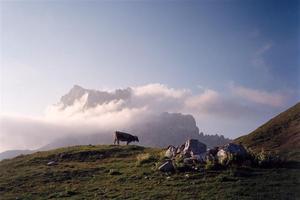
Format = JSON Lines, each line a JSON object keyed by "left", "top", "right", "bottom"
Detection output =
{"left": 235, "top": 102, "right": 300, "bottom": 161}
{"left": 0, "top": 145, "right": 299, "bottom": 199}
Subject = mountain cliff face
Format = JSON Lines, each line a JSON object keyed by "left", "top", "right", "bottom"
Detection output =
{"left": 130, "top": 112, "right": 201, "bottom": 147}
{"left": 130, "top": 112, "right": 231, "bottom": 148}
{"left": 60, "top": 85, "right": 132, "bottom": 109}
{"left": 40, "top": 112, "right": 231, "bottom": 150}
{"left": 235, "top": 102, "right": 300, "bottom": 160}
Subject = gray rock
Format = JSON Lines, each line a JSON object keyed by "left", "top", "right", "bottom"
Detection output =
{"left": 158, "top": 161, "right": 175, "bottom": 172}
{"left": 47, "top": 161, "right": 57, "bottom": 166}
{"left": 182, "top": 139, "right": 207, "bottom": 157}
{"left": 109, "top": 169, "right": 121, "bottom": 175}
{"left": 191, "top": 153, "right": 207, "bottom": 162}
{"left": 217, "top": 149, "right": 228, "bottom": 165}
{"left": 223, "top": 143, "right": 247, "bottom": 155}
{"left": 165, "top": 145, "right": 177, "bottom": 158}
{"left": 183, "top": 158, "right": 194, "bottom": 164}
{"left": 217, "top": 143, "right": 248, "bottom": 165}
{"left": 176, "top": 143, "right": 185, "bottom": 154}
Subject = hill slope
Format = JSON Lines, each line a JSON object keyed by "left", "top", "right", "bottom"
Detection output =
{"left": 0, "top": 145, "right": 299, "bottom": 199}
{"left": 235, "top": 102, "right": 300, "bottom": 160}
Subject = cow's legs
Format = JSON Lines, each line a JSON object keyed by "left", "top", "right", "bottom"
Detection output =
{"left": 114, "top": 138, "right": 120, "bottom": 145}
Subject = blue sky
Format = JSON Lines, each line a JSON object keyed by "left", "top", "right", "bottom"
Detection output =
{"left": 0, "top": 0, "right": 299, "bottom": 143}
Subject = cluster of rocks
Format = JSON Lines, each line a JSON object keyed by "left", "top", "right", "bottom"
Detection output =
{"left": 158, "top": 139, "right": 207, "bottom": 172}
{"left": 159, "top": 139, "right": 248, "bottom": 172}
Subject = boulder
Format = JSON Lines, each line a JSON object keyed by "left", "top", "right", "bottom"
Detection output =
{"left": 217, "top": 149, "right": 228, "bottom": 165}
{"left": 183, "top": 153, "right": 207, "bottom": 164}
{"left": 183, "top": 158, "right": 194, "bottom": 164}
{"left": 165, "top": 145, "right": 177, "bottom": 158}
{"left": 158, "top": 161, "right": 175, "bottom": 172}
{"left": 191, "top": 152, "right": 207, "bottom": 162}
{"left": 223, "top": 143, "right": 247, "bottom": 155}
{"left": 182, "top": 139, "right": 207, "bottom": 157}
{"left": 217, "top": 143, "right": 248, "bottom": 165}
{"left": 176, "top": 143, "right": 185, "bottom": 154}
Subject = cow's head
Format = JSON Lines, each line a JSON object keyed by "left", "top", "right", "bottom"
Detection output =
{"left": 134, "top": 136, "right": 139, "bottom": 142}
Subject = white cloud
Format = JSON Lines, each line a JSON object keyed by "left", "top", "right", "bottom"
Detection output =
{"left": 230, "top": 84, "right": 287, "bottom": 107}
{"left": 185, "top": 89, "right": 220, "bottom": 112}
{"left": 133, "top": 83, "right": 188, "bottom": 98}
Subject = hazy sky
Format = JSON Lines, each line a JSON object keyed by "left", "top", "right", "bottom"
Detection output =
{"left": 0, "top": 0, "right": 299, "bottom": 148}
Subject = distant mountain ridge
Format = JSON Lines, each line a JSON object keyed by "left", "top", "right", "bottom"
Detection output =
{"left": 130, "top": 112, "right": 231, "bottom": 148}
{"left": 235, "top": 102, "right": 300, "bottom": 160}
{"left": 60, "top": 85, "right": 131, "bottom": 109}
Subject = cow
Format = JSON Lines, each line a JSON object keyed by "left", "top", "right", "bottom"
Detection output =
{"left": 114, "top": 131, "right": 139, "bottom": 145}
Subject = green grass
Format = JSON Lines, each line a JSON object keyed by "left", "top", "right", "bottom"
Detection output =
{"left": 0, "top": 145, "right": 299, "bottom": 199}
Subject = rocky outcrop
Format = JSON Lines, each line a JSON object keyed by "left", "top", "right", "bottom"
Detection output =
{"left": 158, "top": 161, "right": 175, "bottom": 172}
{"left": 182, "top": 139, "right": 207, "bottom": 157}
{"left": 217, "top": 143, "right": 248, "bottom": 165}
{"left": 165, "top": 146, "right": 177, "bottom": 158}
